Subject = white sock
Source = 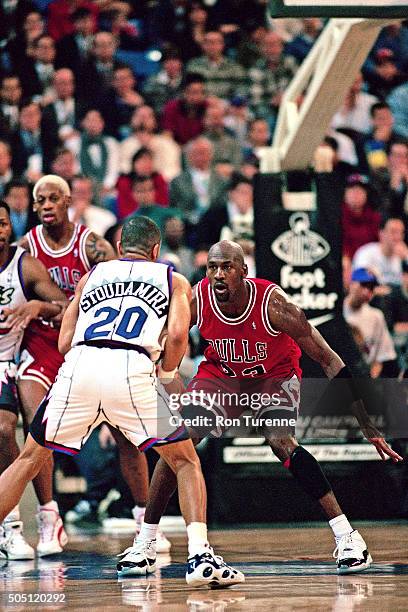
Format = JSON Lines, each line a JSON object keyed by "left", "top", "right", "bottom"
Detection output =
{"left": 137, "top": 521, "right": 158, "bottom": 544}
{"left": 38, "top": 500, "right": 59, "bottom": 513}
{"left": 187, "top": 522, "right": 209, "bottom": 557}
{"left": 4, "top": 505, "right": 20, "bottom": 524}
{"left": 329, "top": 514, "right": 353, "bottom": 542}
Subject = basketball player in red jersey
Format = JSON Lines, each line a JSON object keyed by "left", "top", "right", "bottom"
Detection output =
{"left": 16, "top": 175, "right": 151, "bottom": 556}
{"left": 119, "top": 240, "right": 402, "bottom": 577}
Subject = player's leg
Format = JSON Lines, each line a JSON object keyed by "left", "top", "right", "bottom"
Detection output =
{"left": 18, "top": 379, "right": 67, "bottom": 557}
{"left": 107, "top": 426, "right": 173, "bottom": 552}
{"left": 109, "top": 426, "right": 149, "bottom": 511}
{"left": 266, "top": 433, "right": 372, "bottom": 574}
{"left": 0, "top": 433, "right": 52, "bottom": 524}
{"left": 142, "top": 456, "right": 177, "bottom": 525}
{"left": 117, "top": 438, "right": 244, "bottom": 587}
{"left": 18, "top": 380, "right": 54, "bottom": 505}
{"left": 0, "top": 380, "right": 35, "bottom": 560}
{"left": 0, "top": 409, "right": 19, "bottom": 474}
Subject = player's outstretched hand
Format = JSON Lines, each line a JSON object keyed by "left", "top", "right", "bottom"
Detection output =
{"left": 368, "top": 437, "right": 403, "bottom": 462}
{"left": 362, "top": 422, "right": 403, "bottom": 462}
{"left": 1, "top": 301, "right": 43, "bottom": 331}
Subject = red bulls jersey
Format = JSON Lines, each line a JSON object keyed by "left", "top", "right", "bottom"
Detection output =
{"left": 24, "top": 223, "right": 92, "bottom": 343}
{"left": 196, "top": 277, "right": 302, "bottom": 379}
{"left": 26, "top": 224, "right": 91, "bottom": 298}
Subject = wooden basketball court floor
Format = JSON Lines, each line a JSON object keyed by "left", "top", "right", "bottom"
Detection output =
{"left": 1, "top": 523, "right": 408, "bottom": 611}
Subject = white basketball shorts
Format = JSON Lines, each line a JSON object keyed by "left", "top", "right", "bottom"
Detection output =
{"left": 30, "top": 345, "right": 187, "bottom": 454}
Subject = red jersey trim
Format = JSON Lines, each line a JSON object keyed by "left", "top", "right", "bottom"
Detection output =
{"left": 27, "top": 231, "right": 38, "bottom": 258}
{"left": 37, "top": 224, "right": 80, "bottom": 257}
{"left": 261, "top": 284, "right": 281, "bottom": 337}
{"left": 208, "top": 278, "right": 256, "bottom": 325}
{"left": 79, "top": 227, "right": 92, "bottom": 271}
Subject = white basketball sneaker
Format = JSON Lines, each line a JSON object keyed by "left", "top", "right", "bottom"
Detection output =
{"left": 117, "top": 539, "right": 157, "bottom": 576}
{"left": 186, "top": 548, "right": 245, "bottom": 588}
{"left": 333, "top": 530, "right": 373, "bottom": 574}
{"left": 0, "top": 521, "right": 35, "bottom": 560}
{"left": 156, "top": 529, "right": 171, "bottom": 554}
{"left": 36, "top": 509, "right": 68, "bottom": 557}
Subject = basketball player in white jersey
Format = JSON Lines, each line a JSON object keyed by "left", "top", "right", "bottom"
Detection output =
{"left": 0, "top": 200, "right": 68, "bottom": 560}
{"left": 16, "top": 175, "right": 168, "bottom": 556}
{"left": 0, "top": 216, "right": 244, "bottom": 587}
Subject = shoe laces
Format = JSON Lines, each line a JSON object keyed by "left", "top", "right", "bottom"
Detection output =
{"left": 333, "top": 531, "right": 361, "bottom": 559}
{"left": 5, "top": 521, "right": 29, "bottom": 548}
{"left": 117, "top": 538, "right": 156, "bottom": 559}
{"left": 193, "top": 545, "right": 226, "bottom": 567}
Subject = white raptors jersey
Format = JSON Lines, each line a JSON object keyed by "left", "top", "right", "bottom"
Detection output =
{"left": 72, "top": 259, "right": 172, "bottom": 360}
{"left": 0, "top": 246, "right": 28, "bottom": 361}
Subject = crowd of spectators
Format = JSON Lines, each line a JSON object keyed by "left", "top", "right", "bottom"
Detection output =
{"left": 0, "top": 1, "right": 408, "bottom": 378}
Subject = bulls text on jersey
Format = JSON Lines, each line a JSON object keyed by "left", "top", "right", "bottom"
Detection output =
{"left": 207, "top": 339, "right": 268, "bottom": 363}
{"left": 49, "top": 266, "right": 82, "bottom": 292}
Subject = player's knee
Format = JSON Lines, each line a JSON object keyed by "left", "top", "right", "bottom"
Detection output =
{"left": 162, "top": 446, "right": 201, "bottom": 475}
{"left": 176, "top": 453, "right": 201, "bottom": 474}
{"left": 0, "top": 418, "right": 17, "bottom": 452}
{"left": 284, "top": 445, "right": 332, "bottom": 500}
{"left": 18, "top": 439, "right": 51, "bottom": 476}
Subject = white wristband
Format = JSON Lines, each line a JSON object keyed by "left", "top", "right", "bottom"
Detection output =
{"left": 157, "top": 365, "right": 178, "bottom": 384}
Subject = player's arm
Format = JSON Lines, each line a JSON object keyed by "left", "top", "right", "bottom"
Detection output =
{"left": 2, "top": 255, "right": 68, "bottom": 330}
{"left": 85, "top": 232, "right": 116, "bottom": 265}
{"left": 268, "top": 290, "right": 403, "bottom": 462}
{"left": 58, "top": 272, "right": 90, "bottom": 355}
{"left": 268, "top": 290, "right": 343, "bottom": 376}
{"left": 159, "top": 272, "right": 192, "bottom": 377}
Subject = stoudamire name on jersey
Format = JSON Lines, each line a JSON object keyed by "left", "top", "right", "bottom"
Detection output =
{"left": 81, "top": 281, "right": 168, "bottom": 317}
{"left": 208, "top": 339, "right": 267, "bottom": 363}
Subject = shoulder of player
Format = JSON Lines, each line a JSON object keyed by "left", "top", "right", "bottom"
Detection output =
{"left": 85, "top": 231, "right": 115, "bottom": 264}
{"left": 267, "top": 287, "right": 291, "bottom": 312}
{"left": 267, "top": 287, "right": 309, "bottom": 335}
{"left": 18, "top": 234, "right": 30, "bottom": 251}
{"left": 171, "top": 271, "right": 192, "bottom": 297}
{"left": 76, "top": 270, "right": 91, "bottom": 293}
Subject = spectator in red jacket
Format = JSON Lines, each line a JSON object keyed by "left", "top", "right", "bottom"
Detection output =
{"left": 161, "top": 72, "right": 208, "bottom": 145}
{"left": 47, "top": 0, "right": 98, "bottom": 42}
{"left": 342, "top": 173, "right": 381, "bottom": 260}
{"left": 116, "top": 147, "right": 168, "bottom": 219}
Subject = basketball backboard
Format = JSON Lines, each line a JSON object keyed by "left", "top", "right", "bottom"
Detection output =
{"left": 269, "top": 0, "right": 407, "bottom": 18}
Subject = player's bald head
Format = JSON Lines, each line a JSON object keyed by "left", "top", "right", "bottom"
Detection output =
{"left": 208, "top": 241, "right": 245, "bottom": 265}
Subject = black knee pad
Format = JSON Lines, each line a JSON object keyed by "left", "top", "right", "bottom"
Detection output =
{"left": 285, "top": 446, "right": 332, "bottom": 500}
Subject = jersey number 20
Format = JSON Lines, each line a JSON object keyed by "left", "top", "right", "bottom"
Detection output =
{"left": 84, "top": 306, "right": 147, "bottom": 341}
